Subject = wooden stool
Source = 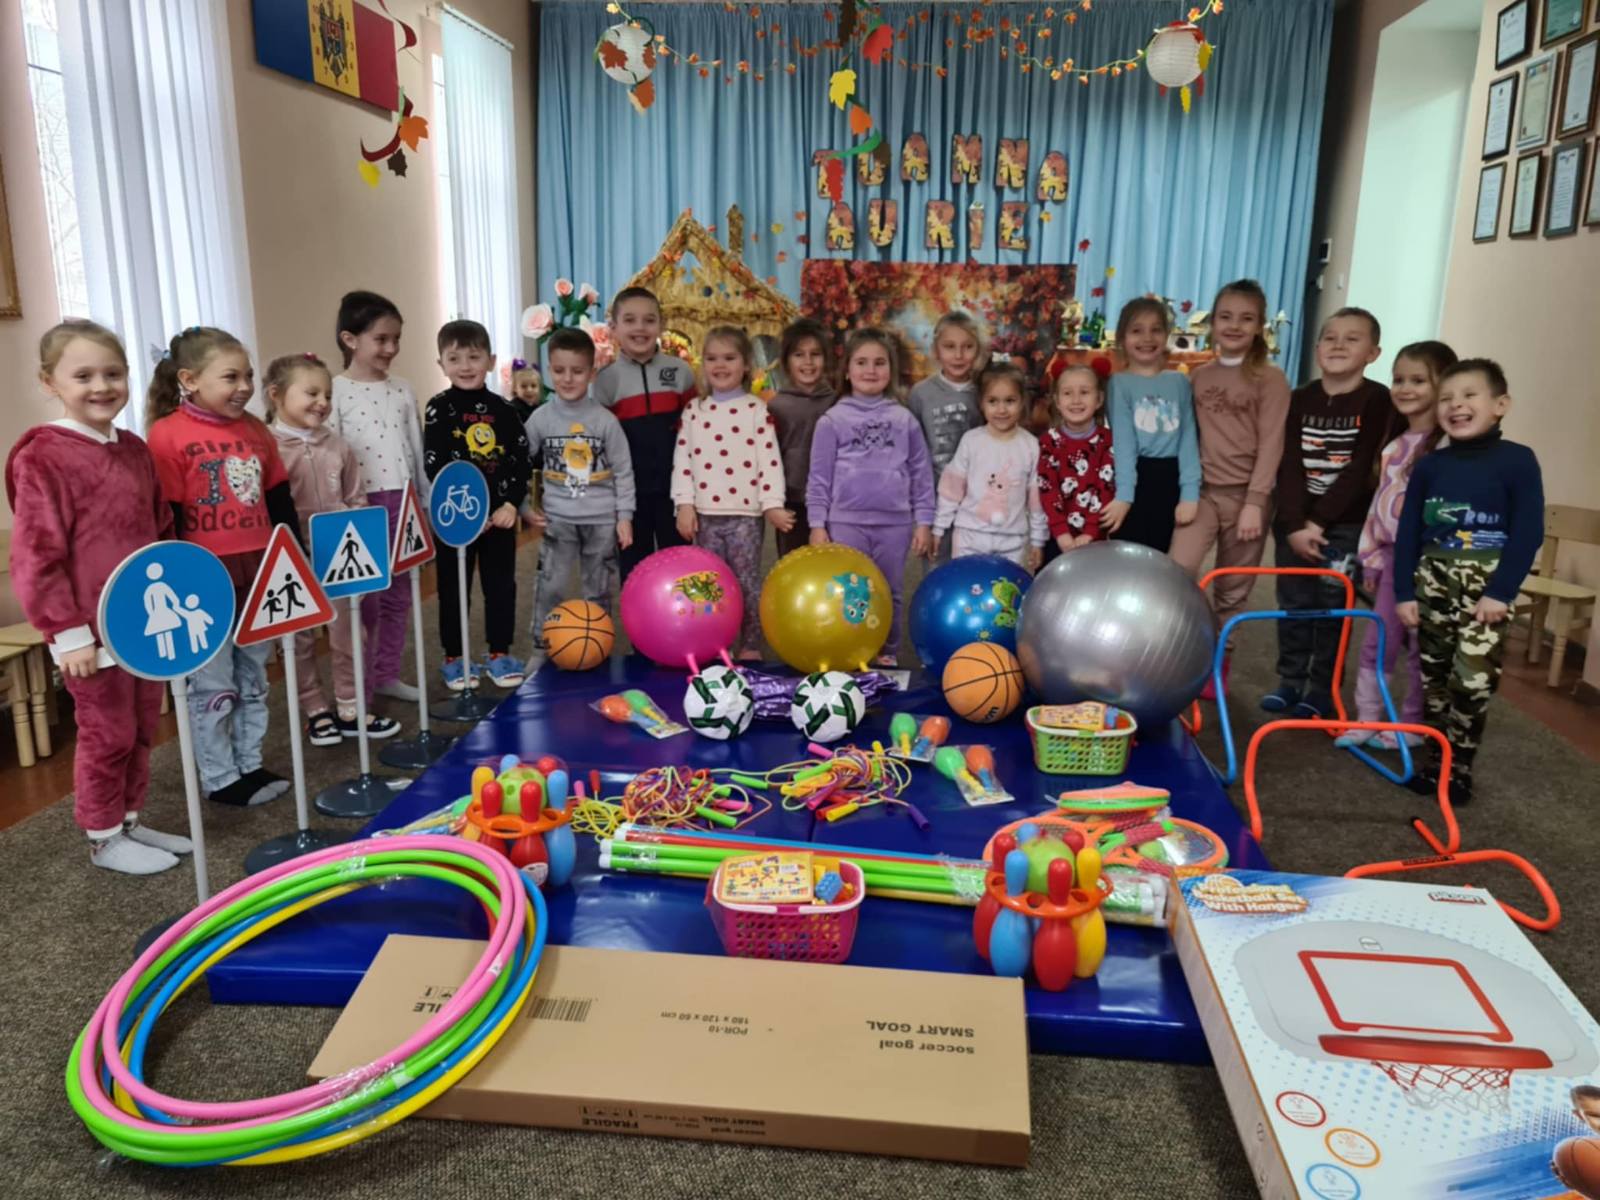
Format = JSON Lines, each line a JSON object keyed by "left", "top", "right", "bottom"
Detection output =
{"left": 0, "top": 623, "right": 54, "bottom": 759}
{"left": 0, "top": 644, "right": 35, "bottom": 768}
{"left": 1514, "top": 505, "right": 1600, "bottom": 688}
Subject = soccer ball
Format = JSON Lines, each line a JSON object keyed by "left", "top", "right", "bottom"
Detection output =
{"left": 790, "top": 671, "right": 866, "bottom": 744}
{"left": 683, "top": 665, "right": 755, "bottom": 740}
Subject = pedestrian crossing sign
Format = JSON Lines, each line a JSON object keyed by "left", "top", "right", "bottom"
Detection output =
{"left": 391, "top": 482, "right": 435, "bottom": 573}
{"left": 310, "top": 506, "right": 392, "bottom": 599}
{"left": 236, "top": 524, "right": 336, "bottom": 646}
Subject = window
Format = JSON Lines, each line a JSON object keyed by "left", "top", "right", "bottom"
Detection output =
{"left": 21, "top": 0, "right": 89, "bottom": 318}
{"left": 432, "top": 52, "right": 458, "bottom": 320}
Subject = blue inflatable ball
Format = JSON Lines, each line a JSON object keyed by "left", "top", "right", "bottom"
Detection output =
{"left": 908, "top": 555, "right": 1034, "bottom": 672}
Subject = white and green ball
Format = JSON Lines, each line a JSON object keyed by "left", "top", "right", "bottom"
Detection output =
{"left": 683, "top": 665, "right": 755, "bottom": 740}
{"left": 790, "top": 671, "right": 866, "bottom": 744}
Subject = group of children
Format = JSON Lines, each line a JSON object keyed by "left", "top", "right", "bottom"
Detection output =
{"left": 7, "top": 274, "right": 1541, "bottom": 875}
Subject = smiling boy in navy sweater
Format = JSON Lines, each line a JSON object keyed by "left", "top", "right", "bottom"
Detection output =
{"left": 1394, "top": 358, "right": 1543, "bottom": 805}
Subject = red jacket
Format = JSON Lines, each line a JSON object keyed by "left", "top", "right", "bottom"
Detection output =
{"left": 1036, "top": 425, "right": 1116, "bottom": 541}
{"left": 6, "top": 424, "right": 172, "bottom": 649}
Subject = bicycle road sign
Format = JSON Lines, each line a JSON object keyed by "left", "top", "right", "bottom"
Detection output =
{"left": 428, "top": 461, "right": 490, "bottom": 548}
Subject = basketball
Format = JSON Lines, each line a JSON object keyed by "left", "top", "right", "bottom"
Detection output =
{"left": 942, "top": 641, "right": 1025, "bottom": 724}
{"left": 1553, "top": 1136, "right": 1600, "bottom": 1199}
{"left": 542, "top": 600, "right": 614, "bottom": 670}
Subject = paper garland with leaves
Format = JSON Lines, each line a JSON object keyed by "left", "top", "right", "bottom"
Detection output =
{"left": 357, "top": 88, "right": 429, "bottom": 187}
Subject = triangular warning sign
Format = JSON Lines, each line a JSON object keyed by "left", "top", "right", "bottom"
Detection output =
{"left": 235, "top": 525, "right": 336, "bottom": 646}
{"left": 391, "top": 481, "right": 435, "bottom": 573}
{"left": 321, "top": 520, "right": 384, "bottom": 586}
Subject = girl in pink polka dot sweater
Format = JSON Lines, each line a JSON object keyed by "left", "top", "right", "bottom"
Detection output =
{"left": 672, "top": 325, "right": 794, "bottom": 659}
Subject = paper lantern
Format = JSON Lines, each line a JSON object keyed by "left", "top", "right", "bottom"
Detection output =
{"left": 1145, "top": 23, "right": 1205, "bottom": 89}
{"left": 595, "top": 21, "right": 657, "bottom": 112}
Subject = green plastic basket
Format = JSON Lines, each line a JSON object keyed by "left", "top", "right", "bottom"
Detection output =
{"left": 1025, "top": 706, "right": 1138, "bottom": 775}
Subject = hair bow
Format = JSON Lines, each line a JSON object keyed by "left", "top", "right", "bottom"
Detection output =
{"left": 511, "top": 358, "right": 529, "bottom": 372}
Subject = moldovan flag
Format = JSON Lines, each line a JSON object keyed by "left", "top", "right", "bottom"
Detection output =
{"left": 252, "top": 0, "right": 399, "bottom": 111}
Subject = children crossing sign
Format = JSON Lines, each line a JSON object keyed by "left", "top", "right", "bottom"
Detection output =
{"left": 390, "top": 481, "right": 435, "bottom": 573}
{"left": 236, "top": 525, "right": 336, "bottom": 646}
{"left": 310, "top": 506, "right": 392, "bottom": 599}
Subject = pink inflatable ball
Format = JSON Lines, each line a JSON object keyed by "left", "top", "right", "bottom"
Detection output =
{"left": 619, "top": 546, "right": 745, "bottom": 670}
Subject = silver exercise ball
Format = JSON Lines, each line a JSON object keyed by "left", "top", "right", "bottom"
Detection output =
{"left": 1015, "top": 541, "right": 1216, "bottom": 724}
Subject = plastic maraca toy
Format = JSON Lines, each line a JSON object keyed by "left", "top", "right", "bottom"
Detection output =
{"left": 597, "top": 695, "right": 634, "bottom": 723}
{"left": 965, "top": 745, "right": 999, "bottom": 791}
{"left": 889, "top": 712, "right": 917, "bottom": 756}
{"left": 933, "top": 746, "right": 982, "bottom": 803}
{"left": 911, "top": 715, "right": 950, "bottom": 758}
{"left": 622, "top": 688, "right": 672, "bottom": 726}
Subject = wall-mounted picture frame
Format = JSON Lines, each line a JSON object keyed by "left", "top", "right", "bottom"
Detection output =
{"left": 1541, "top": 0, "right": 1584, "bottom": 47}
{"left": 1586, "top": 136, "right": 1600, "bottom": 226}
{"left": 1544, "top": 138, "right": 1588, "bottom": 235}
{"left": 1474, "top": 162, "right": 1508, "bottom": 241}
{"left": 0, "top": 156, "right": 20, "bottom": 320}
{"left": 1485, "top": 73, "right": 1519, "bottom": 159}
{"left": 1498, "top": 0, "right": 1532, "bottom": 68}
{"left": 1517, "top": 52, "right": 1560, "bottom": 150}
{"left": 1510, "top": 150, "right": 1546, "bottom": 236}
{"left": 1557, "top": 32, "right": 1598, "bottom": 138}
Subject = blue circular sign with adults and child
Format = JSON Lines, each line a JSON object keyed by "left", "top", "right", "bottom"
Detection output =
{"left": 98, "top": 542, "right": 237, "bottom": 681}
{"left": 428, "top": 460, "right": 490, "bottom": 548}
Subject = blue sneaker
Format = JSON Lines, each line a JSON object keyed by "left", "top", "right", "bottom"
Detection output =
{"left": 484, "top": 653, "right": 525, "bottom": 688}
{"left": 1292, "top": 693, "right": 1332, "bottom": 720}
{"left": 1259, "top": 685, "right": 1301, "bottom": 713}
{"left": 441, "top": 656, "right": 468, "bottom": 692}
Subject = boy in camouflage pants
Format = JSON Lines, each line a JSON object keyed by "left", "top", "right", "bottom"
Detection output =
{"left": 1394, "top": 359, "right": 1543, "bottom": 805}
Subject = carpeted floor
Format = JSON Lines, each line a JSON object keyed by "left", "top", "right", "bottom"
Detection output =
{"left": 4, "top": 542, "right": 1596, "bottom": 1198}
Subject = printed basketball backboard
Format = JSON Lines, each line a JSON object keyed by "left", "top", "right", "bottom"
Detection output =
{"left": 1236, "top": 921, "right": 1595, "bottom": 1110}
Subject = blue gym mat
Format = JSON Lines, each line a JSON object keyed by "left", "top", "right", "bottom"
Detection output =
{"left": 206, "top": 657, "right": 1269, "bottom": 1060}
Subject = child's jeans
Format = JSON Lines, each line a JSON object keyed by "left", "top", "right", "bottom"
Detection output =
{"left": 532, "top": 519, "right": 618, "bottom": 641}
{"left": 1353, "top": 548, "right": 1424, "bottom": 724}
{"left": 187, "top": 635, "right": 272, "bottom": 794}
{"left": 1273, "top": 522, "right": 1361, "bottom": 701}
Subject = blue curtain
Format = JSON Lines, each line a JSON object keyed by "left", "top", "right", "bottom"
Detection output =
{"left": 537, "top": 1, "right": 1332, "bottom": 369}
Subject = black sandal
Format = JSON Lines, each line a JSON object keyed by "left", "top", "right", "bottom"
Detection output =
{"left": 307, "top": 711, "right": 341, "bottom": 748}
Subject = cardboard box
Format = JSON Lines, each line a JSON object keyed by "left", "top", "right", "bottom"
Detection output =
{"left": 311, "top": 936, "right": 1031, "bottom": 1166}
{"left": 1171, "top": 871, "right": 1600, "bottom": 1200}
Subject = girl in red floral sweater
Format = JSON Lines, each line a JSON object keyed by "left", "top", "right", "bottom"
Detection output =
{"left": 6, "top": 321, "right": 190, "bottom": 875}
{"left": 1035, "top": 363, "right": 1116, "bottom": 565}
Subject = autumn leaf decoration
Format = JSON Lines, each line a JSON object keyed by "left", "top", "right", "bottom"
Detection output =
{"left": 359, "top": 88, "right": 430, "bottom": 185}
{"left": 818, "top": 6, "right": 890, "bottom": 202}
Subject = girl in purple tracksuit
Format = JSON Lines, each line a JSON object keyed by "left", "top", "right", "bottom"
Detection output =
{"left": 806, "top": 328, "right": 936, "bottom": 667}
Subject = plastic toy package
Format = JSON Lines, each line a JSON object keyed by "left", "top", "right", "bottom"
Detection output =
{"left": 593, "top": 689, "right": 688, "bottom": 739}
{"left": 885, "top": 712, "right": 951, "bottom": 763}
{"left": 934, "top": 745, "right": 1012, "bottom": 807}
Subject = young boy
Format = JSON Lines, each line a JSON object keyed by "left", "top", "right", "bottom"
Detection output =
{"left": 909, "top": 314, "right": 986, "bottom": 566}
{"left": 1266, "top": 307, "right": 1399, "bottom": 718}
{"left": 1571, "top": 1085, "right": 1600, "bottom": 1136}
{"left": 1395, "top": 359, "right": 1542, "bottom": 805}
{"left": 591, "top": 287, "right": 697, "bottom": 579}
{"left": 524, "top": 327, "right": 635, "bottom": 645}
{"left": 423, "top": 319, "right": 534, "bottom": 689}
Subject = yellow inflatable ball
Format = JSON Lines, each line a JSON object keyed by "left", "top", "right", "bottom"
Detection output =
{"left": 759, "top": 544, "right": 891, "bottom": 673}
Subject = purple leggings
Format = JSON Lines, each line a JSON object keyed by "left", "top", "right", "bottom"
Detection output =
{"left": 828, "top": 521, "right": 914, "bottom": 657}
{"left": 360, "top": 488, "right": 412, "bottom": 691}
{"left": 1355, "top": 549, "right": 1424, "bottom": 724}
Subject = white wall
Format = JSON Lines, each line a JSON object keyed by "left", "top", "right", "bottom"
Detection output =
{"left": 1346, "top": 12, "right": 1478, "bottom": 381}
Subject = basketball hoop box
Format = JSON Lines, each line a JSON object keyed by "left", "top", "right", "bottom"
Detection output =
{"left": 1171, "top": 871, "right": 1600, "bottom": 1200}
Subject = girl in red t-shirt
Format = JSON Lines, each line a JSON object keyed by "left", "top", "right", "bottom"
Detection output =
{"left": 146, "top": 327, "right": 301, "bottom": 808}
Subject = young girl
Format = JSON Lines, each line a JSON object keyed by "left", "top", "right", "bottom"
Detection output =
{"left": 766, "top": 318, "right": 836, "bottom": 558}
{"left": 1102, "top": 298, "right": 1201, "bottom": 550}
{"left": 930, "top": 362, "right": 1048, "bottom": 569}
{"left": 330, "top": 291, "right": 428, "bottom": 703}
{"left": 1169, "top": 281, "right": 1292, "bottom": 695}
{"left": 6, "top": 321, "right": 191, "bottom": 874}
{"left": 1036, "top": 363, "right": 1116, "bottom": 564}
{"left": 1337, "top": 341, "right": 1456, "bottom": 751}
{"left": 807, "top": 328, "right": 936, "bottom": 667}
{"left": 508, "top": 359, "right": 543, "bottom": 424}
{"left": 267, "top": 353, "right": 401, "bottom": 747}
{"left": 146, "top": 326, "right": 298, "bottom": 808}
{"left": 671, "top": 326, "right": 792, "bottom": 659}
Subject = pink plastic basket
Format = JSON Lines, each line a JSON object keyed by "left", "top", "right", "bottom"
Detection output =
{"left": 705, "top": 859, "right": 865, "bottom": 964}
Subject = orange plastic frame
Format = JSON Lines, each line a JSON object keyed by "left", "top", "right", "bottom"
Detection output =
{"left": 1244, "top": 718, "right": 1561, "bottom": 932}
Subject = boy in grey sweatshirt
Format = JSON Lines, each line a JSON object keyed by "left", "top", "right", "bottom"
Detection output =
{"left": 525, "top": 329, "right": 636, "bottom": 642}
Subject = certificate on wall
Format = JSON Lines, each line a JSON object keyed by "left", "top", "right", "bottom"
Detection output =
{"left": 1540, "top": 0, "right": 1584, "bottom": 46}
{"left": 1474, "top": 163, "right": 1508, "bottom": 241}
{"left": 1485, "top": 73, "right": 1519, "bottom": 158}
{"left": 1544, "top": 139, "right": 1587, "bottom": 235}
{"left": 1497, "top": 0, "right": 1532, "bottom": 68}
{"left": 1510, "top": 151, "right": 1545, "bottom": 236}
{"left": 1587, "top": 140, "right": 1600, "bottom": 226}
{"left": 1517, "top": 53, "right": 1559, "bottom": 150}
{"left": 1557, "top": 34, "right": 1597, "bottom": 137}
